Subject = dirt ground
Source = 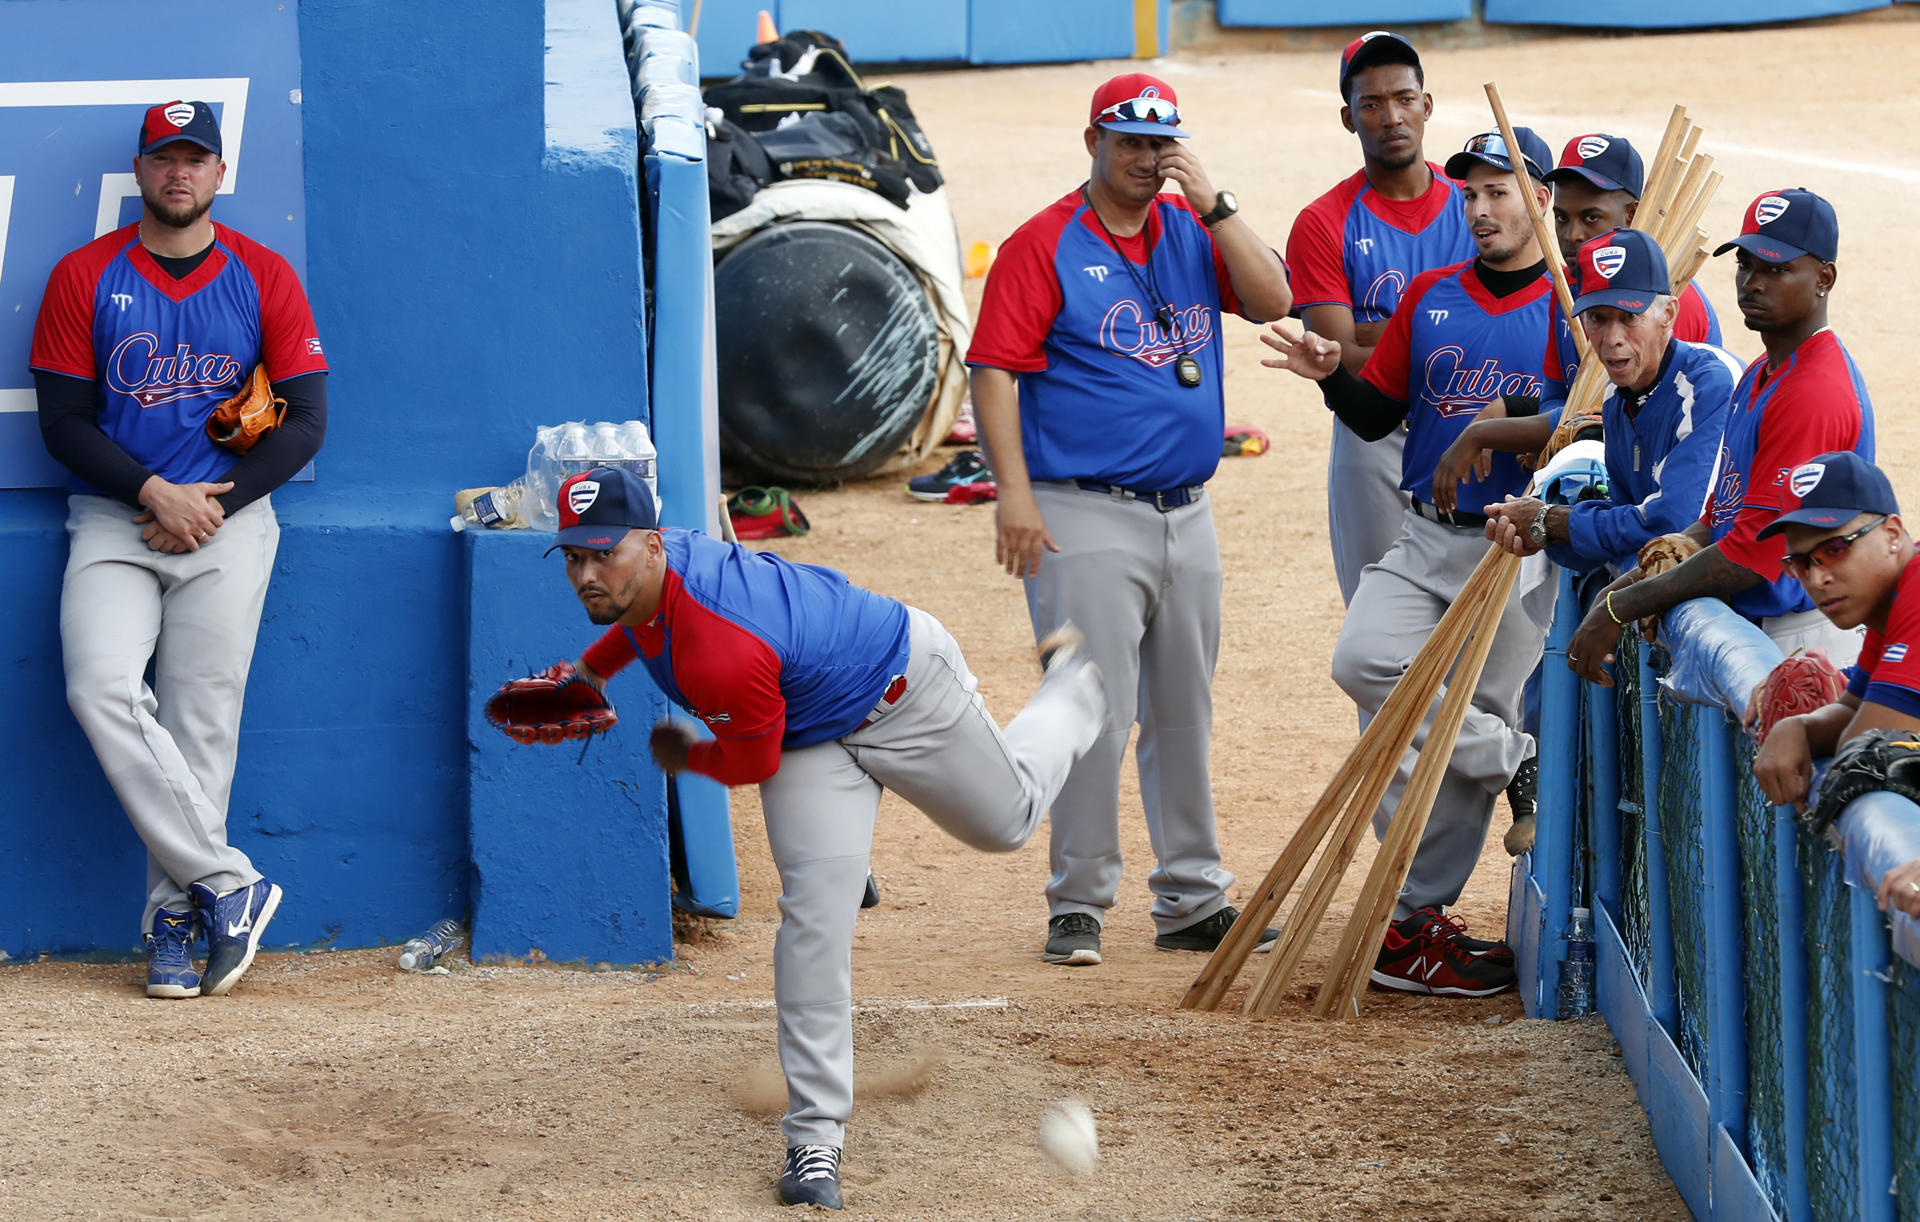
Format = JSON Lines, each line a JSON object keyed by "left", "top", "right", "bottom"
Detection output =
{"left": 8, "top": 15, "right": 1920, "bottom": 1221}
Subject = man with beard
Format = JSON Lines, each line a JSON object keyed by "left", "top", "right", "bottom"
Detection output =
{"left": 1565, "top": 188, "right": 1874, "bottom": 682}
{"left": 30, "top": 102, "right": 328, "bottom": 999}
{"left": 545, "top": 467, "right": 1107, "bottom": 1209}
{"left": 1286, "top": 31, "right": 1474, "bottom": 608}
{"left": 1260, "top": 128, "right": 1562, "bottom": 997}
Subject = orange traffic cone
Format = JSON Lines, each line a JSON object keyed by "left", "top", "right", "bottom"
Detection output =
{"left": 756, "top": 9, "right": 778, "bottom": 43}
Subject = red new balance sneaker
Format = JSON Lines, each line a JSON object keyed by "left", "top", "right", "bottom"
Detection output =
{"left": 1371, "top": 907, "right": 1516, "bottom": 997}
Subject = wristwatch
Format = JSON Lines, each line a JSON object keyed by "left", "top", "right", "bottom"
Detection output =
{"left": 1200, "top": 189, "right": 1238, "bottom": 228}
{"left": 1528, "top": 503, "right": 1552, "bottom": 547}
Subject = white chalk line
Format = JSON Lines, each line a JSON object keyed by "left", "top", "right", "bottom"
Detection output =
{"left": 686, "top": 995, "right": 1010, "bottom": 1017}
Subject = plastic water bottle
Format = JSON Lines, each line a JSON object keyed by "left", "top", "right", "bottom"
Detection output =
{"left": 450, "top": 479, "right": 534, "bottom": 532}
{"left": 398, "top": 918, "right": 465, "bottom": 972}
{"left": 1557, "top": 906, "right": 1596, "bottom": 1018}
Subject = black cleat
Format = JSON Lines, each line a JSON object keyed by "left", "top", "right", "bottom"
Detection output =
{"left": 861, "top": 873, "right": 881, "bottom": 909}
{"left": 1504, "top": 754, "right": 1539, "bottom": 856}
{"left": 780, "top": 1144, "right": 843, "bottom": 1209}
{"left": 1154, "top": 905, "right": 1278, "bottom": 953}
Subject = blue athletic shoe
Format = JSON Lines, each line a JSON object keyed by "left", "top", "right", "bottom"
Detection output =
{"left": 191, "top": 878, "right": 282, "bottom": 997}
{"left": 779, "top": 1144, "right": 843, "bottom": 1209}
{"left": 145, "top": 907, "right": 201, "bottom": 999}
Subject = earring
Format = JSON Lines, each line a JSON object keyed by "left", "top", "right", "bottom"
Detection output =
{"left": 1818, "top": 289, "right": 1828, "bottom": 297}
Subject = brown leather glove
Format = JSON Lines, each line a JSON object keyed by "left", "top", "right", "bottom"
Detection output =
{"left": 205, "top": 365, "right": 286, "bottom": 455}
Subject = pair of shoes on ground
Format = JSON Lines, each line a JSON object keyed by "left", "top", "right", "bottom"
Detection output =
{"left": 1042, "top": 906, "right": 1279, "bottom": 966}
{"left": 1371, "top": 905, "right": 1516, "bottom": 997}
{"left": 906, "top": 449, "right": 994, "bottom": 503}
{"left": 145, "top": 878, "right": 282, "bottom": 1000}
{"left": 781, "top": 1143, "right": 843, "bottom": 1209}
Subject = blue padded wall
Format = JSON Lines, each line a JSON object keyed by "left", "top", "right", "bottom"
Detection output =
{"left": 0, "top": 0, "right": 665, "bottom": 960}
{"left": 1217, "top": 0, "right": 1472, "bottom": 26}
{"left": 1484, "top": 0, "right": 1885, "bottom": 24}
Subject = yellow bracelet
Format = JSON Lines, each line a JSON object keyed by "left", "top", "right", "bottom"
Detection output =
{"left": 1605, "top": 590, "right": 1628, "bottom": 627}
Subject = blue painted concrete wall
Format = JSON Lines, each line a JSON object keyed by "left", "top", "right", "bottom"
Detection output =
{"left": 0, "top": 0, "right": 674, "bottom": 964}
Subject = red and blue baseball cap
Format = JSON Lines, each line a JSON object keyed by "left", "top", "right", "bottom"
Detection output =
{"left": 139, "top": 100, "right": 222, "bottom": 156}
{"left": 1543, "top": 133, "right": 1644, "bottom": 196}
{"left": 1445, "top": 126, "right": 1551, "bottom": 183}
{"left": 1338, "top": 30, "right": 1421, "bottom": 100}
{"left": 1572, "top": 228, "right": 1670, "bottom": 315}
{"left": 1089, "top": 73, "right": 1188, "bottom": 139}
{"left": 1714, "top": 188, "right": 1838, "bottom": 264}
{"left": 546, "top": 466, "right": 659, "bottom": 555}
{"left": 1756, "top": 451, "right": 1898, "bottom": 539}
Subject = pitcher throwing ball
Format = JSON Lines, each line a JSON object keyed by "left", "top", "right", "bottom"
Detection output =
{"left": 505, "top": 466, "right": 1107, "bottom": 1210}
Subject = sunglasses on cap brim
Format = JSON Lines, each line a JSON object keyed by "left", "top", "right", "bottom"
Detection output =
{"left": 1098, "top": 94, "right": 1180, "bottom": 126}
{"left": 1462, "top": 132, "right": 1542, "bottom": 177}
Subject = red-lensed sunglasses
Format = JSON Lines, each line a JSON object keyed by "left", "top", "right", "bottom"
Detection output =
{"left": 1781, "top": 514, "right": 1888, "bottom": 578}
{"left": 1098, "top": 94, "right": 1180, "bottom": 126}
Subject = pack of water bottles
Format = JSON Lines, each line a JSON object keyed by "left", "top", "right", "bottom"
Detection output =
{"left": 451, "top": 420, "right": 659, "bottom": 532}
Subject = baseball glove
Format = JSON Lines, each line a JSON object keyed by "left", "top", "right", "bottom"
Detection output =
{"left": 485, "top": 661, "right": 617, "bottom": 745}
{"left": 205, "top": 365, "right": 286, "bottom": 455}
{"left": 1534, "top": 411, "right": 1603, "bottom": 468}
{"left": 1804, "top": 726, "right": 1920, "bottom": 835}
{"left": 1745, "top": 649, "right": 1848, "bottom": 746}
{"left": 1634, "top": 533, "right": 1702, "bottom": 642}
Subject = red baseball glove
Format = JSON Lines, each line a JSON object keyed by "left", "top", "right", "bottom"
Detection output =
{"left": 1745, "top": 649, "right": 1848, "bottom": 746}
{"left": 485, "top": 661, "right": 617, "bottom": 744}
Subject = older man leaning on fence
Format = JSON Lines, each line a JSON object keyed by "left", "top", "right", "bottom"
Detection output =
{"left": 1750, "top": 452, "right": 1920, "bottom": 918}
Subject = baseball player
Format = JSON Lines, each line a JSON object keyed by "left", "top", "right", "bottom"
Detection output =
{"left": 1746, "top": 454, "right": 1920, "bottom": 924}
{"left": 1261, "top": 127, "right": 1563, "bottom": 997}
{"left": 30, "top": 102, "right": 328, "bottom": 998}
{"left": 967, "top": 73, "right": 1290, "bottom": 967}
{"left": 1543, "top": 132, "right": 1721, "bottom": 363}
{"left": 540, "top": 467, "right": 1106, "bottom": 1210}
{"left": 1285, "top": 31, "right": 1476, "bottom": 608}
{"left": 1460, "top": 228, "right": 1740, "bottom": 574}
{"left": 1566, "top": 188, "right": 1875, "bottom": 685}
{"left": 1751, "top": 452, "right": 1915, "bottom": 813}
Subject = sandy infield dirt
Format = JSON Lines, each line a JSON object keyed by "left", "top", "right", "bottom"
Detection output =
{"left": 7, "top": 14, "right": 1917, "bottom": 1220}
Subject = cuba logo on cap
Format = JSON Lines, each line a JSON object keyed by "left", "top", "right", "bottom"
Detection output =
{"left": 1577, "top": 134, "right": 1610, "bottom": 159}
{"left": 1788, "top": 461, "right": 1825, "bottom": 498}
{"left": 1592, "top": 245, "right": 1627, "bottom": 280}
{"left": 1755, "top": 194, "right": 1792, "bottom": 226}
{"left": 164, "top": 102, "right": 196, "bottom": 127}
{"left": 567, "top": 480, "right": 602, "bottom": 515}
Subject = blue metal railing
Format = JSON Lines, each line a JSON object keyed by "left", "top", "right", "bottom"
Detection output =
{"left": 1510, "top": 568, "right": 1917, "bottom": 1221}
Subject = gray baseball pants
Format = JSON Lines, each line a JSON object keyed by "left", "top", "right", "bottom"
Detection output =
{"left": 1023, "top": 481, "right": 1232, "bottom": 934}
{"left": 757, "top": 606, "right": 1105, "bottom": 1149}
{"left": 1332, "top": 510, "right": 1553, "bottom": 919}
{"left": 60, "top": 493, "right": 276, "bottom": 934}
{"left": 1328, "top": 421, "right": 1408, "bottom": 608}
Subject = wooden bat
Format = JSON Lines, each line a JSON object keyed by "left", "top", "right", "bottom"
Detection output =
{"left": 1484, "top": 83, "right": 1589, "bottom": 366}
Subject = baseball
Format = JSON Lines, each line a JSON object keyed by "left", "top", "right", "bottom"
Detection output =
{"left": 1037, "top": 1099, "right": 1099, "bottom": 1176}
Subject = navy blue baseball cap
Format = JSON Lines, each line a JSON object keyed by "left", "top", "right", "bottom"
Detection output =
{"left": 1543, "top": 132, "right": 1644, "bottom": 196}
{"left": 546, "top": 466, "right": 659, "bottom": 555}
{"left": 1756, "top": 451, "right": 1898, "bottom": 539}
{"left": 139, "top": 100, "right": 222, "bottom": 156}
{"left": 1572, "top": 229, "right": 1670, "bottom": 315}
{"left": 1338, "top": 31, "right": 1421, "bottom": 100}
{"left": 1714, "top": 188, "right": 1838, "bottom": 264}
{"left": 1445, "top": 127, "right": 1551, "bottom": 183}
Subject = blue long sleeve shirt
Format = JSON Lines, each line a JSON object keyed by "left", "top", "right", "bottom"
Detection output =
{"left": 1546, "top": 339, "right": 1743, "bottom": 574}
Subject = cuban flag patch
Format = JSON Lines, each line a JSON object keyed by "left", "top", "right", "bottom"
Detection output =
{"left": 1885, "top": 644, "right": 1908, "bottom": 664}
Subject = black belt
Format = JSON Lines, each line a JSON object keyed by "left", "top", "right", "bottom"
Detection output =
{"left": 1073, "top": 479, "right": 1206, "bottom": 512}
{"left": 1409, "top": 496, "right": 1488, "bottom": 529}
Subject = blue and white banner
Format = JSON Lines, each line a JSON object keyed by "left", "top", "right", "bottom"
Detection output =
{"left": 0, "top": 0, "right": 307, "bottom": 489}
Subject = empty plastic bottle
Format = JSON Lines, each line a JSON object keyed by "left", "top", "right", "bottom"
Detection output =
{"left": 1557, "top": 906, "right": 1596, "bottom": 1018}
{"left": 450, "top": 479, "right": 535, "bottom": 532}
{"left": 397, "top": 918, "right": 466, "bottom": 972}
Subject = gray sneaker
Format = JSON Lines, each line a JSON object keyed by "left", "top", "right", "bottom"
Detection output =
{"left": 1043, "top": 912, "right": 1102, "bottom": 966}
